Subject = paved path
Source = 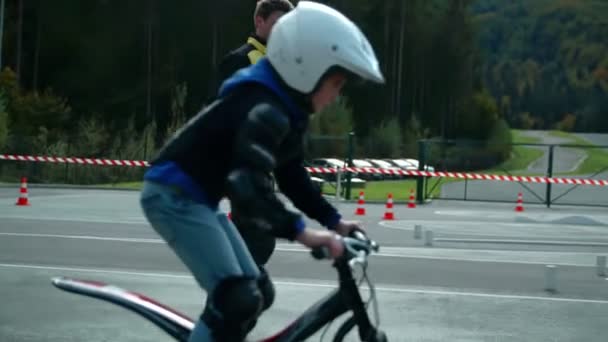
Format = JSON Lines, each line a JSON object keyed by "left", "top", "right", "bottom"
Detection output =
{"left": 1, "top": 189, "right": 607, "bottom": 341}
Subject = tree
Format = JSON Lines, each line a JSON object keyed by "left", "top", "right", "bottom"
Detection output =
{"left": 0, "top": 93, "right": 8, "bottom": 150}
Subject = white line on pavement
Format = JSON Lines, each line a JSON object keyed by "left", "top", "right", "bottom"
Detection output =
{"left": 0, "top": 232, "right": 162, "bottom": 243}
{"left": 0, "top": 214, "right": 147, "bottom": 225}
{"left": 378, "top": 219, "right": 608, "bottom": 241}
{"left": 434, "top": 238, "right": 608, "bottom": 247}
{"left": 275, "top": 245, "right": 600, "bottom": 267}
{"left": 1, "top": 232, "right": 600, "bottom": 267}
{"left": 431, "top": 210, "right": 608, "bottom": 224}
{"left": 1, "top": 262, "right": 607, "bottom": 304}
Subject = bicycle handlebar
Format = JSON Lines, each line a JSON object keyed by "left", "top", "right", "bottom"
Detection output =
{"left": 311, "top": 229, "right": 379, "bottom": 263}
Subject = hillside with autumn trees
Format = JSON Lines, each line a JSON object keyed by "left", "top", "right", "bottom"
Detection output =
{"left": 472, "top": 0, "right": 608, "bottom": 132}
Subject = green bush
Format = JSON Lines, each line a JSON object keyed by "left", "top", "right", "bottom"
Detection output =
{"left": 362, "top": 117, "right": 401, "bottom": 158}
{"left": 19, "top": 114, "right": 156, "bottom": 185}
{"left": 486, "top": 118, "right": 513, "bottom": 161}
{"left": 554, "top": 113, "right": 577, "bottom": 132}
{"left": 427, "top": 119, "right": 513, "bottom": 171}
{"left": 518, "top": 112, "right": 536, "bottom": 129}
{"left": 0, "top": 67, "right": 71, "bottom": 154}
{"left": 306, "top": 96, "right": 353, "bottom": 158}
{"left": 10, "top": 90, "right": 71, "bottom": 137}
{"left": 309, "top": 96, "right": 354, "bottom": 136}
{"left": 0, "top": 66, "right": 157, "bottom": 185}
{"left": 400, "top": 114, "right": 427, "bottom": 158}
{"left": 454, "top": 89, "right": 499, "bottom": 140}
{"left": 165, "top": 83, "right": 188, "bottom": 143}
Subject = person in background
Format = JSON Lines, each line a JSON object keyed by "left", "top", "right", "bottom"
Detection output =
{"left": 217, "top": 0, "right": 294, "bottom": 83}
{"left": 213, "top": 0, "right": 295, "bottom": 299}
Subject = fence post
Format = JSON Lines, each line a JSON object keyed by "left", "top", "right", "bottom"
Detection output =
{"left": 335, "top": 168, "right": 342, "bottom": 201}
{"left": 345, "top": 132, "right": 354, "bottom": 200}
{"left": 545, "top": 145, "right": 554, "bottom": 208}
{"left": 416, "top": 140, "right": 427, "bottom": 204}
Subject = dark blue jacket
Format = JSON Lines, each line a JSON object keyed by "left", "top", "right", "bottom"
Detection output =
{"left": 144, "top": 58, "right": 341, "bottom": 239}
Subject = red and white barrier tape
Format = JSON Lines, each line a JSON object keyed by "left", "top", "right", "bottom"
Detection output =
{"left": 1, "top": 153, "right": 607, "bottom": 186}
{"left": 0, "top": 154, "right": 150, "bottom": 167}
{"left": 305, "top": 166, "right": 608, "bottom": 186}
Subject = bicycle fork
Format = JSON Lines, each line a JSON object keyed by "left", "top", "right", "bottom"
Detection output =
{"left": 337, "top": 263, "right": 381, "bottom": 341}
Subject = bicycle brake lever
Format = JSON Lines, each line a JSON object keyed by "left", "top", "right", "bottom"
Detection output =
{"left": 350, "top": 229, "right": 367, "bottom": 241}
{"left": 370, "top": 240, "right": 379, "bottom": 252}
{"left": 350, "top": 229, "right": 379, "bottom": 252}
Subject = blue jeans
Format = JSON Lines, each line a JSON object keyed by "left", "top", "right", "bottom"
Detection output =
{"left": 139, "top": 181, "right": 260, "bottom": 342}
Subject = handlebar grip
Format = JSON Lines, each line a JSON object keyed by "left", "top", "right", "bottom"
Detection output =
{"left": 311, "top": 246, "right": 330, "bottom": 260}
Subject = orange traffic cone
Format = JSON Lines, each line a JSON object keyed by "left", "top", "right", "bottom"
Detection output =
{"left": 355, "top": 191, "right": 366, "bottom": 216}
{"left": 407, "top": 189, "right": 417, "bottom": 208}
{"left": 16, "top": 177, "right": 30, "bottom": 206}
{"left": 515, "top": 192, "right": 524, "bottom": 212}
{"left": 383, "top": 193, "right": 395, "bottom": 220}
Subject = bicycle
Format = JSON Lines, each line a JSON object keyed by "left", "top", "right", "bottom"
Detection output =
{"left": 51, "top": 230, "right": 387, "bottom": 341}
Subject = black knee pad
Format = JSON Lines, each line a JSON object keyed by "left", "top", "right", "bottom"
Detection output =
{"left": 201, "top": 276, "right": 263, "bottom": 341}
{"left": 258, "top": 267, "right": 275, "bottom": 311}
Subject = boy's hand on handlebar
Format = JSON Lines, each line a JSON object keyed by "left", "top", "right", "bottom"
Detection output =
{"left": 333, "top": 220, "right": 364, "bottom": 237}
{"left": 296, "top": 228, "right": 344, "bottom": 259}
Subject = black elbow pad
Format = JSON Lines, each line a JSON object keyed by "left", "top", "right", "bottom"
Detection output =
{"left": 233, "top": 103, "right": 290, "bottom": 172}
{"left": 226, "top": 168, "right": 302, "bottom": 240}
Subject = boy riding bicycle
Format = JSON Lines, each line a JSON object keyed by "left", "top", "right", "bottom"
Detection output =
{"left": 139, "top": 2, "right": 384, "bottom": 341}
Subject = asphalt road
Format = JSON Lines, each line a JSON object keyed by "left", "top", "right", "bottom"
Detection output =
{"left": 574, "top": 133, "right": 608, "bottom": 151}
{"left": 517, "top": 130, "right": 588, "bottom": 174}
{"left": 437, "top": 178, "right": 608, "bottom": 206}
{"left": 1, "top": 188, "right": 608, "bottom": 341}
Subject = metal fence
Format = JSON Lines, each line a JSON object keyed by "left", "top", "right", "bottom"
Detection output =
{"left": 0, "top": 136, "right": 149, "bottom": 186}
{"left": 0, "top": 133, "right": 356, "bottom": 188}
{"left": 416, "top": 139, "right": 608, "bottom": 207}
{"left": 2, "top": 133, "right": 607, "bottom": 208}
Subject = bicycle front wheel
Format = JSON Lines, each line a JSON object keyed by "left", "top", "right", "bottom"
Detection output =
{"left": 332, "top": 316, "right": 356, "bottom": 342}
{"left": 332, "top": 316, "right": 388, "bottom": 342}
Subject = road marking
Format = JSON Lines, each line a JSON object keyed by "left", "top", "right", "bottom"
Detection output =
{"left": 379, "top": 219, "right": 605, "bottom": 231}
{"left": 7, "top": 193, "right": 101, "bottom": 199}
{"left": 0, "top": 232, "right": 600, "bottom": 267}
{"left": 0, "top": 232, "right": 163, "bottom": 243}
{"left": 378, "top": 219, "right": 608, "bottom": 241}
{"left": 430, "top": 210, "right": 608, "bottom": 225}
{"left": 0, "top": 215, "right": 147, "bottom": 225}
{"left": 0, "top": 263, "right": 190, "bottom": 278}
{"left": 1, "top": 262, "right": 607, "bottom": 304}
{"left": 281, "top": 244, "right": 604, "bottom": 265}
{"left": 435, "top": 238, "right": 608, "bottom": 247}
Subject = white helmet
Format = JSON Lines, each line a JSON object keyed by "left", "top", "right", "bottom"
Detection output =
{"left": 266, "top": 1, "right": 385, "bottom": 94}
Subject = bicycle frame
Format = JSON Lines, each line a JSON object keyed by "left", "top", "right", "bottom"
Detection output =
{"left": 264, "top": 260, "right": 377, "bottom": 341}
{"left": 51, "top": 260, "right": 378, "bottom": 342}
{"left": 51, "top": 233, "right": 382, "bottom": 341}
